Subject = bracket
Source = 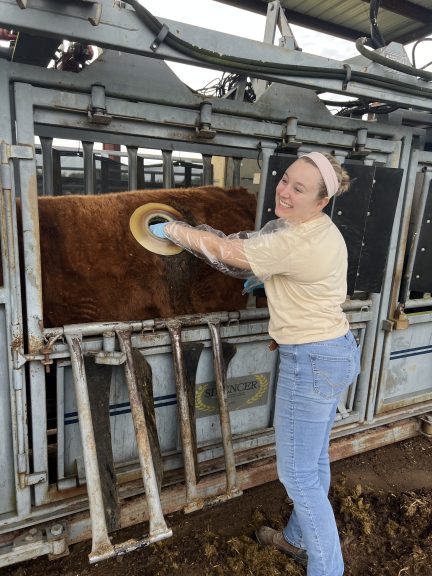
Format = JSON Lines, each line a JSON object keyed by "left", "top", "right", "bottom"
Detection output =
{"left": 87, "top": 84, "right": 112, "bottom": 125}
{"left": 196, "top": 101, "right": 216, "bottom": 139}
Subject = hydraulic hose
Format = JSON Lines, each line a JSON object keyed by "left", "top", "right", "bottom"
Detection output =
{"left": 124, "top": 0, "right": 432, "bottom": 100}
{"left": 356, "top": 37, "right": 432, "bottom": 82}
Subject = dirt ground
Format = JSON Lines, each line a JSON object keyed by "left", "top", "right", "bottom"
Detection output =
{"left": 5, "top": 435, "right": 432, "bottom": 576}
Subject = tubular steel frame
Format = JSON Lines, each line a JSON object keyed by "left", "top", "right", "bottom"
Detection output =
{"left": 1, "top": 0, "right": 432, "bottom": 568}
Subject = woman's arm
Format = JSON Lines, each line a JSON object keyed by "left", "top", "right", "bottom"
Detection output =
{"left": 165, "top": 221, "right": 252, "bottom": 271}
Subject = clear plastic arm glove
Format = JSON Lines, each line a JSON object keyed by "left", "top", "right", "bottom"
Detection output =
{"left": 163, "top": 219, "right": 289, "bottom": 281}
{"left": 164, "top": 221, "right": 254, "bottom": 279}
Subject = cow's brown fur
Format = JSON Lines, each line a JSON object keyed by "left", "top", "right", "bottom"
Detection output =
{"left": 7, "top": 186, "right": 256, "bottom": 327}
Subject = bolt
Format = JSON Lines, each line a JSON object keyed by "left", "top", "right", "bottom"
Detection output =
{"left": 50, "top": 524, "right": 63, "bottom": 537}
{"left": 272, "top": 170, "right": 277, "bottom": 176}
{"left": 337, "top": 210, "right": 343, "bottom": 216}
{"left": 25, "top": 528, "right": 37, "bottom": 541}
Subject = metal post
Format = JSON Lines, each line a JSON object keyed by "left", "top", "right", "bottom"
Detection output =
{"left": 137, "top": 155, "right": 145, "bottom": 188}
{"left": 39, "top": 136, "right": 54, "bottom": 196}
{"left": 127, "top": 145, "right": 138, "bottom": 191}
{"left": 167, "top": 321, "right": 202, "bottom": 512}
{"left": 0, "top": 63, "right": 31, "bottom": 517}
{"left": 255, "top": 142, "right": 277, "bottom": 229}
{"left": 202, "top": 154, "right": 213, "bottom": 185}
{"left": 13, "top": 82, "right": 48, "bottom": 505}
{"left": 232, "top": 157, "right": 242, "bottom": 187}
{"left": 208, "top": 320, "right": 242, "bottom": 499}
{"left": 56, "top": 362, "right": 65, "bottom": 481}
{"left": 162, "top": 150, "right": 173, "bottom": 188}
{"left": 116, "top": 330, "right": 172, "bottom": 540}
{"left": 82, "top": 141, "right": 95, "bottom": 195}
{"left": 65, "top": 333, "right": 115, "bottom": 563}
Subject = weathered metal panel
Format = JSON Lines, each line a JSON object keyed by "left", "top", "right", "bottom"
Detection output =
{"left": 377, "top": 320, "right": 432, "bottom": 414}
{"left": 0, "top": 305, "right": 15, "bottom": 515}
{"left": 63, "top": 330, "right": 278, "bottom": 481}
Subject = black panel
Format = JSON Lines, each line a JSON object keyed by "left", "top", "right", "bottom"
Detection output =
{"left": 411, "top": 180, "right": 432, "bottom": 293}
{"left": 260, "top": 156, "right": 402, "bottom": 295}
{"left": 85, "top": 357, "right": 120, "bottom": 532}
{"left": 329, "top": 164, "right": 375, "bottom": 295}
{"left": 356, "top": 166, "right": 403, "bottom": 293}
{"left": 260, "top": 154, "right": 297, "bottom": 227}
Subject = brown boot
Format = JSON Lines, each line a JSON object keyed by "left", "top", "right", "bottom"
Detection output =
{"left": 255, "top": 526, "right": 308, "bottom": 566}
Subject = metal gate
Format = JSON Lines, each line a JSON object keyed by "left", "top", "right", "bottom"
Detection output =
{"left": 1, "top": 2, "right": 432, "bottom": 567}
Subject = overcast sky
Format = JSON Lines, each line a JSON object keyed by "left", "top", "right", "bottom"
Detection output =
{"left": 139, "top": 0, "right": 359, "bottom": 89}
{"left": 138, "top": 0, "right": 431, "bottom": 90}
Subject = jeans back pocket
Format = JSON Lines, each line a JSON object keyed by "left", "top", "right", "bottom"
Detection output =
{"left": 309, "top": 353, "right": 357, "bottom": 400}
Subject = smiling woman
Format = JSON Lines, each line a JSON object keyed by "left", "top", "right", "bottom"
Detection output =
{"left": 142, "top": 151, "right": 359, "bottom": 575}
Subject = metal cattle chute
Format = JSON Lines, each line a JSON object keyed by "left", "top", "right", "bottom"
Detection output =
{"left": 0, "top": 0, "right": 432, "bottom": 567}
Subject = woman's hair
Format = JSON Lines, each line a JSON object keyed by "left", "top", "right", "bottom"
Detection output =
{"left": 303, "top": 153, "right": 350, "bottom": 199}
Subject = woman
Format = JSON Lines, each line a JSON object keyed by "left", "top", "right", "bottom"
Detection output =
{"left": 150, "top": 151, "right": 360, "bottom": 576}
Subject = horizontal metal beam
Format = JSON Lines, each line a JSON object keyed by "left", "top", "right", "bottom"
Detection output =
{"left": 1, "top": 0, "right": 432, "bottom": 111}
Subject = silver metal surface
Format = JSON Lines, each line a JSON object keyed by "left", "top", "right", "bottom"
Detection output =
{"left": 116, "top": 330, "right": 172, "bottom": 540}
{"left": 13, "top": 81, "right": 48, "bottom": 506}
{"left": 2, "top": 1, "right": 432, "bottom": 110}
{"left": 167, "top": 320, "right": 201, "bottom": 511}
{"left": 65, "top": 333, "right": 115, "bottom": 563}
{"left": 208, "top": 320, "right": 242, "bottom": 499}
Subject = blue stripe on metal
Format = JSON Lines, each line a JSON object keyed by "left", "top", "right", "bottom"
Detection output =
{"left": 64, "top": 398, "right": 178, "bottom": 424}
{"left": 391, "top": 345, "right": 432, "bottom": 359}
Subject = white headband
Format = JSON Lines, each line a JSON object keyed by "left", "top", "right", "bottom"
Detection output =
{"left": 301, "top": 152, "right": 339, "bottom": 198}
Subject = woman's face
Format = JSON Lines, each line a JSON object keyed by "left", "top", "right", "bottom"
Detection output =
{"left": 275, "top": 159, "right": 330, "bottom": 222}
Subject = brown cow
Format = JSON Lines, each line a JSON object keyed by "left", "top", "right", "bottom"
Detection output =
{"left": 9, "top": 186, "right": 257, "bottom": 327}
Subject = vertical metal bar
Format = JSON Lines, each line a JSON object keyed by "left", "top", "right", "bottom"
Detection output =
{"left": 202, "top": 154, "right": 213, "bottom": 185}
{"left": 232, "top": 157, "right": 242, "bottom": 187}
{"left": 116, "top": 330, "right": 172, "bottom": 539}
{"left": 0, "top": 190, "right": 31, "bottom": 515}
{"left": 366, "top": 141, "right": 416, "bottom": 422}
{"left": 184, "top": 164, "right": 192, "bottom": 188}
{"left": 127, "top": 145, "right": 138, "bottom": 191}
{"left": 167, "top": 321, "right": 202, "bottom": 511}
{"left": 162, "top": 150, "right": 173, "bottom": 188}
{"left": 82, "top": 141, "right": 95, "bottom": 195}
{"left": 52, "top": 147, "right": 62, "bottom": 196}
{"left": 354, "top": 294, "right": 381, "bottom": 422}
{"left": 56, "top": 363, "right": 65, "bottom": 480}
{"left": 400, "top": 170, "right": 432, "bottom": 302}
{"left": 137, "top": 155, "right": 145, "bottom": 189}
{"left": 39, "top": 136, "right": 54, "bottom": 196}
{"left": 252, "top": 0, "right": 278, "bottom": 98}
{"left": 255, "top": 142, "right": 277, "bottom": 229}
{"left": 13, "top": 82, "right": 48, "bottom": 505}
{"left": 65, "top": 333, "right": 115, "bottom": 563}
{"left": 0, "top": 63, "right": 31, "bottom": 517}
{"left": 207, "top": 320, "right": 242, "bottom": 498}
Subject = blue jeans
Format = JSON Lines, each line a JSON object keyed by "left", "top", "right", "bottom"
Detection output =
{"left": 274, "top": 331, "right": 360, "bottom": 576}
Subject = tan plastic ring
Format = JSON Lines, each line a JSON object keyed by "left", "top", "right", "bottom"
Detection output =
{"left": 129, "top": 202, "right": 183, "bottom": 256}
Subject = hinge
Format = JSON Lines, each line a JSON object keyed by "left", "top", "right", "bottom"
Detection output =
{"left": 25, "top": 471, "right": 47, "bottom": 486}
{"left": 382, "top": 319, "right": 394, "bottom": 332}
{"left": 1, "top": 142, "right": 35, "bottom": 161}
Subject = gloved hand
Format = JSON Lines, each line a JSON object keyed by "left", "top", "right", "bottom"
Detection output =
{"left": 243, "top": 278, "right": 264, "bottom": 294}
{"left": 149, "top": 222, "right": 169, "bottom": 239}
